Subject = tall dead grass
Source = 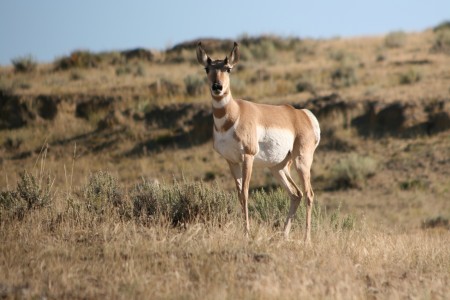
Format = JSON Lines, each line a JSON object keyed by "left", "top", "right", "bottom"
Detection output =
{"left": 1, "top": 170, "right": 449, "bottom": 299}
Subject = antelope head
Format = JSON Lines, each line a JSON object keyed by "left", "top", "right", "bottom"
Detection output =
{"left": 196, "top": 42, "right": 240, "bottom": 98}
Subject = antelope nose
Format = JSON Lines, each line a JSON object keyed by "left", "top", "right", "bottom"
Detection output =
{"left": 212, "top": 82, "right": 223, "bottom": 92}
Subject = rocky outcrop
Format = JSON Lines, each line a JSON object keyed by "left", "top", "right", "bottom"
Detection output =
{"left": 426, "top": 100, "right": 450, "bottom": 134}
{"left": 0, "top": 91, "right": 60, "bottom": 129}
{"left": 1, "top": 91, "right": 449, "bottom": 145}
{"left": 121, "top": 48, "right": 154, "bottom": 62}
{"left": 75, "top": 96, "right": 117, "bottom": 120}
{"left": 351, "top": 99, "right": 450, "bottom": 137}
{"left": 300, "top": 93, "right": 364, "bottom": 129}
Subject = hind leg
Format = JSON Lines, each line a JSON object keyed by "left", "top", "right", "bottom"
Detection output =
{"left": 294, "top": 154, "right": 315, "bottom": 243}
{"left": 270, "top": 162, "right": 303, "bottom": 239}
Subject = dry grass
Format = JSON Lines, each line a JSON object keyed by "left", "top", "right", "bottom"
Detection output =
{"left": 1, "top": 29, "right": 450, "bottom": 299}
{"left": 1, "top": 174, "right": 449, "bottom": 299}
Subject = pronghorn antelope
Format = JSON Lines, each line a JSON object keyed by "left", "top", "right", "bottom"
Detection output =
{"left": 197, "top": 42, "right": 320, "bottom": 242}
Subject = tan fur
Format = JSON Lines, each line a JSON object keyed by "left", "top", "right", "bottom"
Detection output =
{"left": 197, "top": 42, "right": 320, "bottom": 242}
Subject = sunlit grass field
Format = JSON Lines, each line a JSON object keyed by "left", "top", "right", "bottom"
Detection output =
{"left": 1, "top": 26, "right": 450, "bottom": 298}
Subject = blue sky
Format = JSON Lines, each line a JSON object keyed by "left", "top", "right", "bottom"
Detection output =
{"left": 0, "top": 0, "right": 449, "bottom": 65}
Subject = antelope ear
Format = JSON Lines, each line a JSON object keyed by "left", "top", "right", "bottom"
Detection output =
{"left": 228, "top": 42, "right": 240, "bottom": 66}
{"left": 196, "top": 42, "right": 211, "bottom": 67}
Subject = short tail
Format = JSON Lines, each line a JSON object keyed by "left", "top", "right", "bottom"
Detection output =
{"left": 302, "top": 109, "right": 321, "bottom": 148}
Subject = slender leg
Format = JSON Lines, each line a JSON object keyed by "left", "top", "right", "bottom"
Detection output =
{"left": 270, "top": 164, "right": 303, "bottom": 239}
{"left": 240, "top": 154, "right": 254, "bottom": 236}
{"left": 295, "top": 155, "right": 314, "bottom": 243}
{"left": 227, "top": 160, "right": 243, "bottom": 194}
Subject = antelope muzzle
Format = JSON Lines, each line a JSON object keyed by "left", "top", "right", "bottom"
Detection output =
{"left": 212, "top": 82, "right": 223, "bottom": 93}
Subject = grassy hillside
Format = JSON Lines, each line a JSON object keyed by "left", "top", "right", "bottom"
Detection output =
{"left": 1, "top": 26, "right": 450, "bottom": 299}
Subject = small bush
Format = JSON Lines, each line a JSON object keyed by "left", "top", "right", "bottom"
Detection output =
{"left": 15, "top": 81, "right": 32, "bottom": 90}
{"left": 11, "top": 55, "right": 38, "bottom": 73}
{"left": 329, "top": 50, "right": 356, "bottom": 62}
{"left": 384, "top": 31, "right": 407, "bottom": 48}
{"left": 399, "top": 68, "right": 422, "bottom": 85}
{"left": 328, "top": 154, "right": 377, "bottom": 190}
{"left": 69, "top": 70, "right": 84, "bottom": 81}
{"left": 422, "top": 216, "right": 449, "bottom": 229}
{"left": 115, "top": 65, "right": 133, "bottom": 76}
{"left": 115, "top": 63, "right": 146, "bottom": 77}
{"left": 250, "top": 188, "right": 289, "bottom": 226}
{"left": 331, "top": 64, "right": 358, "bottom": 88}
{"left": 0, "top": 191, "right": 24, "bottom": 220}
{"left": 433, "top": 20, "right": 450, "bottom": 32}
{"left": 132, "top": 180, "right": 237, "bottom": 226}
{"left": 83, "top": 171, "right": 126, "bottom": 216}
{"left": 132, "top": 180, "right": 167, "bottom": 221}
{"left": 0, "top": 171, "right": 52, "bottom": 221}
{"left": 250, "top": 188, "right": 326, "bottom": 230}
{"left": 431, "top": 29, "right": 450, "bottom": 55}
{"left": 184, "top": 75, "right": 205, "bottom": 96}
{"left": 399, "top": 178, "right": 428, "bottom": 190}
{"left": 17, "top": 171, "right": 52, "bottom": 210}
{"left": 296, "top": 80, "right": 315, "bottom": 93}
{"left": 250, "top": 40, "right": 276, "bottom": 60}
{"left": 135, "top": 63, "right": 146, "bottom": 77}
{"left": 329, "top": 204, "right": 356, "bottom": 231}
{"left": 294, "top": 40, "right": 317, "bottom": 61}
{"left": 148, "top": 79, "right": 181, "bottom": 98}
{"left": 54, "top": 50, "right": 101, "bottom": 70}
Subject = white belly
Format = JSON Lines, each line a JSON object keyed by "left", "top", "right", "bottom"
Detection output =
{"left": 214, "top": 126, "right": 294, "bottom": 167}
{"left": 254, "top": 126, "right": 294, "bottom": 167}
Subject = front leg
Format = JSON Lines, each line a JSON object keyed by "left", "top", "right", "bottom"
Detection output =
{"left": 227, "top": 160, "right": 243, "bottom": 195}
{"left": 240, "top": 154, "right": 254, "bottom": 235}
{"left": 227, "top": 155, "right": 254, "bottom": 236}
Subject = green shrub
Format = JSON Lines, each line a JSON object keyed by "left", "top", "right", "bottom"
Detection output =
{"left": 422, "top": 216, "right": 449, "bottom": 229}
{"left": 83, "top": 171, "right": 126, "bottom": 216}
{"left": 250, "top": 188, "right": 289, "bottom": 226}
{"left": 184, "top": 74, "right": 205, "bottom": 96}
{"left": 329, "top": 204, "right": 356, "bottom": 231}
{"left": 433, "top": 20, "right": 450, "bottom": 32}
{"left": 399, "top": 68, "right": 422, "bottom": 85}
{"left": 296, "top": 80, "right": 315, "bottom": 93}
{"left": 250, "top": 40, "right": 276, "bottom": 60}
{"left": 399, "top": 178, "right": 428, "bottom": 190}
{"left": 132, "top": 180, "right": 237, "bottom": 226}
{"left": 54, "top": 50, "right": 101, "bottom": 70}
{"left": 115, "top": 65, "right": 133, "bottom": 76}
{"left": 0, "top": 191, "right": 24, "bottom": 220}
{"left": 431, "top": 29, "right": 450, "bottom": 55}
{"left": 329, "top": 153, "right": 377, "bottom": 190}
{"left": 17, "top": 171, "right": 52, "bottom": 210}
{"left": 294, "top": 40, "right": 317, "bottom": 61}
{"left": 132, "top": 180, "right": 168, "bottom": 221}
{"left": 11, "top": 55, "right": 37, "bottom": 73}
{"left": 135, "top": 63, "right": 146, "bottom": 77}
{"left": 250, "top": 188, "right": 326, "bottom": 231}
{"left": 329, "top": 50, "right": 356, "bottom": 62}
{"left": 384, "top": 31, "right": 407, "bottom": 48}
{"left": 331, "top": 64, "right": 358, "bottom": 88}
{"left": 69, "top": 70, "right": 84, "bottom": 81}
{"left": 0, "top": 171, "right": 52, "bottom": 221}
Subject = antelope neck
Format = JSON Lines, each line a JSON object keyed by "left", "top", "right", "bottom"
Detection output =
{"left": 212, "top": 93, "right": 239, "bottom": 132}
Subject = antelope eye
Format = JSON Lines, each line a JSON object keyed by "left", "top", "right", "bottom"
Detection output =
{"left": 204, "top": 67, "right": 210, "bottom": 74}
{"left": 226, "top": 67, "right": 231, "bottom": 73}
